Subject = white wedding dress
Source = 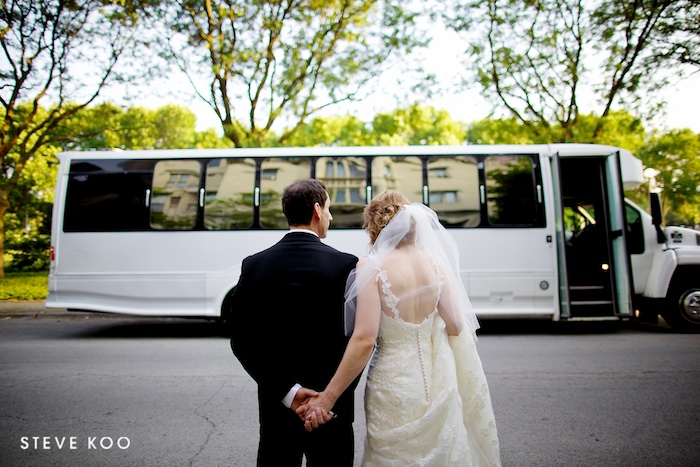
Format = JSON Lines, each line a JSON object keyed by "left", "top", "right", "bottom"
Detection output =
{"left": 361, "top": 261, "right": 501, "bottom": 466}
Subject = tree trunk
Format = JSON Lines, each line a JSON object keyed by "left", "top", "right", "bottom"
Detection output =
{"left": 0, "top": 196, "right": 8, "bottom": 279}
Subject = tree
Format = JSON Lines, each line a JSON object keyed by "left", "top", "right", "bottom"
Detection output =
{"left": 570, "top": 110, "right": 647, "bottom": 153}
{"left": 467, "top": 110, "right": 646, "bottom": 151}
{"left": 52, "top": 101, "right": 232, "bottom": 151}
{"left": 442, "top": 0, "right": 700, "bottom": 142}
{"left": 283, "top": 114, "right": 373, "bottom": 146}
{"left": 369, "top": 103, "right": 467, "bottom": 145}
{"left": 56, "top": 102, "right": 227, "bottom": 150}
{"left": 194, "top": 128, "right": 235, "bottom": 149}
{"left": 467, "top": 117, "right": 538, "bottom": 145}
{"left": 283, "top": 104, "right": 467, "bottom": 146}
{"left": 637, "top": 128, "right": 700, "bottom": 226}
{"left": 154, "top": 0, "right": 426, "bottom": 148}
{"left": 3, "top": 143, "right": 57, "bottom": 272}
{"left": 0, "top": 0, "right": 143, "bottom": 277}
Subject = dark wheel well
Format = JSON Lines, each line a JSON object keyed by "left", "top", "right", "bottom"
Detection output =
{"left": 218, "top": 287, "right": 236, "bottom": 326}
{"left": 662, "top": 267, "right": 700, "bottom": 333}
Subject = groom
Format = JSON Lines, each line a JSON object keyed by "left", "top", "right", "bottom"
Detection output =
{"left": 229, "top": 179, "right": 359, "bottom": 466}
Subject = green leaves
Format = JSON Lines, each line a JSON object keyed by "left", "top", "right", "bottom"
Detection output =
{"left": 0, "top": 272, "right": 48, "bottom": 300}
{"left": 55, "top": 103, "right": 218, "bottom": 150}
{"left": 638, "top": 128, "right": 700, "bottom": 225}
{"left": 283, "top": 103, "right": 467, "bottom": 146}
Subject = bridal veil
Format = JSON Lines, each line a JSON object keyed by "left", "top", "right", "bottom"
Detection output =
{"left": 344, "top": 202, "right": 480, "bottom": 340}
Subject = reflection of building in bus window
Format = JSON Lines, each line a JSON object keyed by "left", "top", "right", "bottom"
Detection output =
{"left": 259, "top": 157, "right": 311, "bottom": 229}
{"left": 371, "top": 156, "right": 422, "bottom": 204}
{"left": 261, "top": 168, "right": 278, "bottom": 180}
{"left": 428, "top": 156, "right": 480, "bottom": 227}
{"left": 163, "top": 173, "right": 197, "bottom": 190}
{"left": 318, "top": 157, "right": 367, "bottom": 228}
{"left": 429, "top": 167, "right": 448, "bottom": 178}
{"left": 151, "top": 160, "right": 200, "bottom": 230}
{"left": 429, "top": 191, "right": 457, "bottom": 204}
{"left": 205, "top": 158, "right": 257, "bottom": 230}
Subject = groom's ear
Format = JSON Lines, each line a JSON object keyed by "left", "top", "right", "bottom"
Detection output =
{"left": 312, "top": 202, "right": 322, "bottom": 219}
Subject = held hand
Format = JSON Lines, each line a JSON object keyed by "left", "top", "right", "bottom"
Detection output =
{"left": 292, "top": 388, "right": 331, "bottom": 431}
{"left": 296, "top": 392, "right": 337, "bottom": 432}
{"left": 290, "top": 386, "right": 318, "bottom": 412}
{"left": 300, "top": 404, "right": 334, "bottom": 432}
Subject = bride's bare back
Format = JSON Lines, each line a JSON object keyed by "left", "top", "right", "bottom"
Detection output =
{"left": 377, "top": 247, "right": 462, "bottom": 335}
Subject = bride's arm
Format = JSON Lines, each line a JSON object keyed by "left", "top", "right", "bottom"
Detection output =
{"left": 300, "top": 267, "right": 380, "bottom": 417}
{"left": 437, "top": 274, "right": 465, "bottom": 336}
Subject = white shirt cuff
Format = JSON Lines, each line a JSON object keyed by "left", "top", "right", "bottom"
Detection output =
{"left": 282, "top": 383, "right": 302, "bottom": 408}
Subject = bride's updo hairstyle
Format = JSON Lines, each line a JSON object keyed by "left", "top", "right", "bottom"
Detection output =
{"left": 363, "top": 190, "right": 411, "bottom": 245}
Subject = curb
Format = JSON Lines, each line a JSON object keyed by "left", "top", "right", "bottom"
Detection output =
{"left": 0, "top": 301, "right": 72, "bottom": 318}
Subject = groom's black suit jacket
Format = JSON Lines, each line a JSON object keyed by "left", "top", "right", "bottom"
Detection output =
{"left": 229, "top": 232, "right": 359, "bottom": 443}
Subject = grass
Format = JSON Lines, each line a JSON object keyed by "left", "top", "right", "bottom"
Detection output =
{"left": 0, "top": 271, "right": 48, "bottom": 301}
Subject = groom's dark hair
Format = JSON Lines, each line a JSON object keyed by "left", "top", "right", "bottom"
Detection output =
{"left": 282, "top": 179, "right": 328, "bottom": 226}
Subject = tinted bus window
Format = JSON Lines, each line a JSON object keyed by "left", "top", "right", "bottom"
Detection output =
{"left": 625, "top": 203, "right": 645, "bottom": 254}
{"left": 485, "top": 156, "right": 539, "bottom": 226}
{"left": 427, "top": 156, "right": 480, "bottom": 227}
{"left": 64, "top": 159, "right": 155, "bottom": 232}
{"left": 205, "top": 158, "right": 256, "bottom": 230}
{"left": 259, "top": 157, "right": 312, "bottom": 229}
{"left": 150, "top": 160, "right": 200, "bottom": 230}
{"left": 318, "top": 156, "right": 367, "bottom": 228}
{"left": 371, "top": 156, "right": 423, "bottom": 204}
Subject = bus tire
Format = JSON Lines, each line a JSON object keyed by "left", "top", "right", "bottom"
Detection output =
{"left": 218, "top": 289, "right": 236, "bottom": 331}
{"left": 662, "top": 278, "right": 700, "bottom": 333}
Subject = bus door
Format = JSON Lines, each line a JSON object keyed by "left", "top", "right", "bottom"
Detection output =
{"left": 607, "top": 151, "right": 634, "bottom": 317}
{"left": 551, "top": 152, "right": 570, "bottom": 319}
{"left": 555, "top": 155, "right": 627, "bottom": 319}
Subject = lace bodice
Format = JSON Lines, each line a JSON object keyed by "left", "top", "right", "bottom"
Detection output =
{"left": 373, "top": 260, "right": 443, "bottom": 405}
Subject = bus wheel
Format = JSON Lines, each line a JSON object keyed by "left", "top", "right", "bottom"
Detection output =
{"left": 217, "top": 289, "right": 235, "bottom": 332}
{"left": 662, "top": 281, "right": 700, "bottom": 333}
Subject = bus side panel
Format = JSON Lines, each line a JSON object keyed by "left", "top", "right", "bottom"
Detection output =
{"left": 47, "top": 231, "right": 287, "bottom": 316}
{"left": 644, "top": 248, "right": 677, "bottom": 298}
{"left": 50, "top": 273, "right": 207, "bottom": 315}
{"left": 450, "top": 229, "right": 556, "bottom": 318}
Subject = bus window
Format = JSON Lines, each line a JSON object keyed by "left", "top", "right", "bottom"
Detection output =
{"left": 204, "top": 158, "right": 256, "bottom": 230}
{"left": 625, "top": 203, "right": 645, "bottom": 254}
{"left": 371, "top": 156, "right": 423, "bottom": 204}
{"left": 260, "top": 157, "right": 312, "bottom": 229}
{"left": 427, "top": 156, "right": 480, "bottom": 227}
{"left": 317, "top": 156, "right": 367, "bottom": 228}
{"left": 150, "top": 160, "right": 200, "bottom": 230}
{"left": 64, "top": 159, "right": 154, "bottom": 232}
{"left": 485, "top": 155, "right": 539, "bottom": 226}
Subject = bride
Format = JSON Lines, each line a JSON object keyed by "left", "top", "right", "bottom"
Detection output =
{"left": 299, "top": 190, "right": 501, "bottom": 466}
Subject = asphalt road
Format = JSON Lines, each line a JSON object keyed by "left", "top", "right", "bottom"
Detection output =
{"left": 0, "top": 303, "right": 699, "bottom": 466}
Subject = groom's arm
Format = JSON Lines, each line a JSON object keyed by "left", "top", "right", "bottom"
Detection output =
{"left": 229, "top": 261, "right": 308, "bottom": 401}
{"left": 229, "top": 260, "right": 268, "bottom": 384}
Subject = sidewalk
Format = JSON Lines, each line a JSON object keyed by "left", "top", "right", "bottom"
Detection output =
{"left": 0, "top": 301, "right": 70, "bottom": 318}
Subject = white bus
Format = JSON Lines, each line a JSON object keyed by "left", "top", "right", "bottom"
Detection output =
{"left": 46, "top": 144, "right": 700, "bottom": 332}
